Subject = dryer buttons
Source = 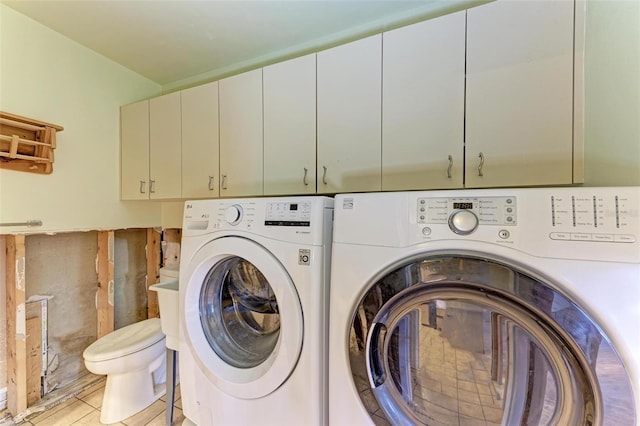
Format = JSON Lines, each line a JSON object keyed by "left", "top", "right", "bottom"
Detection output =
{"left": 449, "top": 210, "right": 479, "bottom": 235}
{"left": 498, "top": 229, "right": 510, "bottom": 239}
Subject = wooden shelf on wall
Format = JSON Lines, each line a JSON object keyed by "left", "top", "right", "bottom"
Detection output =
{"left": 0, "top": 112, "right": 64, "bottom": 174}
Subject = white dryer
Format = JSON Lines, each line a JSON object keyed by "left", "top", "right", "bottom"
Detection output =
{"left": 329, "top": 188, "right": 639, "bottom": 425}
{"left": 179, "top": 196, "right": 333, "bottom": 425}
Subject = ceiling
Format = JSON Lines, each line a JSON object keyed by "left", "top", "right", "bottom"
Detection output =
{"left": 2, "top": 0, "right": 481, "bottom": 89}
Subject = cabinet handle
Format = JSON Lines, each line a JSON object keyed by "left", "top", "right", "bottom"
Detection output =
{"left": 303, "top": 168, "right": 309, "bottom": 186}
{"left": 149, "top": 179, "right": 156, "bottom": 193}
{"left": 221, "top": 174, "right": 227, "bottom": 190}
{"left": 322, "top": 166, "right": 327, "bottom": 185}
{"left": 477, "top": 152, "right": 485, "bottom": 177}
{"left": 208, "top": 176, "right": 214, "bottom": 191}
{"left": 447, "top": 155, "right": 453, "bottom": 179}
{"left": 139, "top": 180, "right": 146, "bottom": 194}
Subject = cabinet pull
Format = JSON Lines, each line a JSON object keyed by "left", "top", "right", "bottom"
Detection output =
{"left": 322, "top": 166, "right": 327, "bottom": 185}
{"left": 477, "top": 152, "right": 485, "bottom": 177}
{"left": 139, "top": 180, "right": 146, "bottom": 194}
{"left": 208, "top": 176, "right": 215, "bottom": 191}
{"left": 149, "top": 179, "right": 156, "bottom": 193}
{"left": 303, "top": 168, "right": 309, "bottom": 186}
{"left": 221, "top": 174, "right": 227, "bottom": 190}
{"left": 447, "top": 155, "right": 453, "bottom": 179}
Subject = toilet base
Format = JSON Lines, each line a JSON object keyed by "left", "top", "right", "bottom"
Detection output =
{"left": 99, "top": 353, "right": 166, "bottom": 424}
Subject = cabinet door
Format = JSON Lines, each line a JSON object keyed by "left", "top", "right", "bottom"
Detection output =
{"left": 465, "top": 1, "right": 575, "bottom": 188}
{"left": 181, "top": 82, "right": 220, "bottom": 199}
{"left": 382, "top": 11, "right": 465, "bottom": 191}
{"left": 121, "top": 100, "right": 149, "bottom": 200}
{"left": 317, "top": 35, "right": 382, "bottom": 194}
{"left": 149, "top": 92, "right": 182, "bottom": 199}
{"left": 219, "top": 69, "right": 263, "bottom": 197}
{"left": 263, "top": 54, "right": 316, "bottom": 195}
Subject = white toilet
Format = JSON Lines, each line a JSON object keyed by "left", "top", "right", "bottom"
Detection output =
{"left": 83, "top": 318, "right": 167, "bottom": 424}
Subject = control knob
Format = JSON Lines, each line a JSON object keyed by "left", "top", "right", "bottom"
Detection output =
{"left": 224, "top": 205, "right": 243, "bottom": 225}
{"left": 448, "top": 210, "right": 479, "bottom": 235}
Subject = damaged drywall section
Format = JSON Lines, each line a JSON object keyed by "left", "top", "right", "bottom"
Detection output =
{"left": 114, "top": 229, "right": 148, "bottom": 330}
{"left": 2, "top": 229, "right": 155, "bottom": 419}
{"left": 21, "top": 230, "right": 151, "bottom": 395}
{"left": 25, "top": 232, "right": 99, "bottom": 393}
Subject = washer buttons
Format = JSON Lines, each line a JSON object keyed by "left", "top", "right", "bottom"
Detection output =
{"left": 499, "top": 230, "right": 510, "bottom": 239}
{"left": 422, "top": 227, "right": 432, "bottom": 236}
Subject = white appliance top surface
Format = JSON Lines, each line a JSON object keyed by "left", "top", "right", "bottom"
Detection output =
{"left": 333, "top": 187, "right": 640, "bottom": 264}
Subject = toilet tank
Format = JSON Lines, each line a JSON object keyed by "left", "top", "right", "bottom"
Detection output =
{"left": 151, "top": 266, "right": 179, "bottom": 350}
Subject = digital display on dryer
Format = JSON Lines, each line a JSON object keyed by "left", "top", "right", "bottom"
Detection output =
{"left": 453, "top": 202, "right": 473, "bottom": 210}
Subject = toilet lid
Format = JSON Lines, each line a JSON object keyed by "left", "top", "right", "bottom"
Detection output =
{"left": 83, "top": 318, "right": 165, "bottom": 362}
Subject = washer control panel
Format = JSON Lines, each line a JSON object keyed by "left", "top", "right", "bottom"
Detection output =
{"left": 265, "top": 201, "right": 312, "bottom": 227}
{"left": 224, "top": 204, "right": 243, "bottom": 225}
{"left": 417, "top": 197, "right": 517, "bottom": 228}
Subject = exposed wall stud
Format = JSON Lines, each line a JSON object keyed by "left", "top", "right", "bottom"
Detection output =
{"left": 6, "top": 235, "right": 27, "bottom": 416}
{"left": 146, "top": 229, "right": 161, "bottom": 319}
{"left": 97, "top": 231, "right": 115, "bottom": 338}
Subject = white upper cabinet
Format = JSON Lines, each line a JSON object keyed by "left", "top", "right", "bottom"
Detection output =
{"left": 122, "top": 0, "right": 585, "bottom": 201}
{"left": 263, "top": 54, "right": 316, "bottom": 195}
{"left": 149, "top": 92, "right": 182, "bottom": 199}
{"left": 382, "top": 11, "right": 465, "bottom": 191}
{"left": 465, "top": 0, "right": 577, "bottom": 188}
{"left": 219, "top": 69, "right": 263, "bottom": 197}
{"left": 121, "top": 100, "right": 149, "bottom": 200}
{"left": 317, "top": 35, "right": 382, "bottom": 194}
{"left": 181, "top": 81, "right": 220, "bottom": 199}
{"left": 121, "top": 93, "right": 182, "bottom": 201}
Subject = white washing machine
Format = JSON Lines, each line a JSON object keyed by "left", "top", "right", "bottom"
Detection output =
{"left": 329, "top": 187, "right": 639, "bottom": 426}
{"left": 179, "top": 196, "right": 333, "bottom": 425}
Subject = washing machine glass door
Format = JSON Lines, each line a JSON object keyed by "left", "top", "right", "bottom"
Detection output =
{"left": 350, "top": 256, "right": 635, "bottom": 426}
{"left": 184, "top": 236, "right": 303, "bottom": 399}
{"left": 200, "top": 256, "right": 280, "bottom": 369}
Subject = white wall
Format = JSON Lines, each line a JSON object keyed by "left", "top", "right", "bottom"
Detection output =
{"left": 0, "top": 4, "right": 163, "bottom": 234}
{"left": 584, "top": 0, "right": 640, "bottom": 186}
{"left": 161, "top": 202, "right": 185, "bottom": 229}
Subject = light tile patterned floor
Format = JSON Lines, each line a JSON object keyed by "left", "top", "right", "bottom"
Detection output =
{"left": 17, "top": 379, "right": 184, "bottom": 426}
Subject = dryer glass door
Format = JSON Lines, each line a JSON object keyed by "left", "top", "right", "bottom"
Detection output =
{"left": 349, "top": 256, "right": 635, "bottom": 425}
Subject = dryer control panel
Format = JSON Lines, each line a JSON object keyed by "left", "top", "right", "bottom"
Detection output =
{"left": 417, "top": 196, "right": 517, "bottom": 226}
{"left": 334, "top": 187, "right": 639, "bottom": 263}
{"left": 548, "top": 193, "right": 636, "bottom": 243}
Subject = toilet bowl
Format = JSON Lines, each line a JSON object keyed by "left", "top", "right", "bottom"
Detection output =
{"left": 83, "top": 318, "right": 166, "bottom": 424}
